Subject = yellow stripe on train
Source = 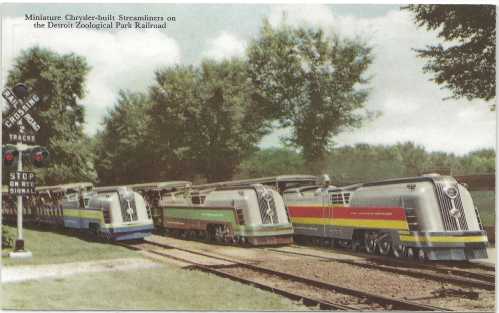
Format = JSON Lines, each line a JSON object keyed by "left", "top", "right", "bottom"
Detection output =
{"left": 400, "top": 234, "right": 488, "bottom": 243}
{"left": 63, "top": 208, "right": 103, "bottom": 220}
{"left": 291, "top": 217, "right": 409, "bottom": 230}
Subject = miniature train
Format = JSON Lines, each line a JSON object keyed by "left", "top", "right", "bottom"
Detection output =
{"left": 128, "top": 181, "right": 294, "bottom": 245}
{"left": 283, "top": 174, "right": 488, "bottom": 260}
{"left": 2, "top": 173, "right": 489, "bottom": 259}
{"left": 2, "top": 183, "right": 154, "bottom": 241}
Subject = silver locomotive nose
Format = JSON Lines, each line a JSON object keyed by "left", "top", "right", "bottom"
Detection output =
{"left": 443, "top": 186, "right": 458, "bottom": 199}
{"left": 449, "top": 207, "right": 461, "bottom": 218}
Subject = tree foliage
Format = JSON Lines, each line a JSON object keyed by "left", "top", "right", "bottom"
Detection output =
{"left": 247, "top": 19, "right": 373, "bottom": 172}
{"left": 145, "top": 59, "right": 271, "bottom": 182}
{"left": 237, "top": 143, "right": 495, "bottom": 185}
{"left": 94, "top": 91, "right": 152, "bottom": 185}
{"left": 4, "top": 47, "right": 96, "bottom": 184}
{"left": 406, "top": 5, "right": 496, "bottom": 102}
{"left": 236, "top": 148, "right": 306, "bottom": 179}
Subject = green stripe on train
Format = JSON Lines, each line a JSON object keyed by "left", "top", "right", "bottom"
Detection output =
{"left": 163, "top": 207, "right": 237, "bottom": 223}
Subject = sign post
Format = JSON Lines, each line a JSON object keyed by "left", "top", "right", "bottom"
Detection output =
{"left": 3, "top": 83, "right": 43, "bottom": 259}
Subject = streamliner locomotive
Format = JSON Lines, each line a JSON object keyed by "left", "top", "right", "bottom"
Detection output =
{"left": 129, "top": 181, "right": 294, "bottom": 245}
{"left": 2, "top": 183, "right": 154, "bottom": 241}
{"left": 62, "top": 185, "right": 154, "bottom": 240}
{"left": 284, "top": 174, "right": 488, "bottom": 260}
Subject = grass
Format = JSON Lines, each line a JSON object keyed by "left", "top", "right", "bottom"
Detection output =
{"left": 471, "top": 191, "right": 495, "bottom": 226}
{"left": 3, "top": 265, "right": 308, "bottom": 310}
{"left": 2, "top": 225, "right": 137, "bottom": 266}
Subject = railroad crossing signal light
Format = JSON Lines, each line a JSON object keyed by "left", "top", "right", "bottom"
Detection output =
{"left": 12, "top": 83, "right": 29, "bottom": 99}
{"left": 3, "top": 145, "right": 18, "bottom": 168}
{"left": 30, "top": 146, "right": 49, "bottom": 168}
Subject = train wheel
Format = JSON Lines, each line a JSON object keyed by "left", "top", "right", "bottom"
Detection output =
{"left": 214, "top": 225, "right": 227, "bottom": 242}
{"left": 377, "top": 238, "right": 392, "bottom": 256}
{"left": 416, "top": 248, "right": 427, "bottom": 261}
{"left": 337, "top": 239, "right": 351, "bottom": 249}
{"left": 364, "top": 231, "right": 377, "bottom": 254}
{"left": 89, "top": 223, "right": 99, "bottom": 236}
{"left": 406, "top": 247, "right": 416, "bottom": 259}
{"left": 392, "top": 244, "right": 405, "bottom": 258}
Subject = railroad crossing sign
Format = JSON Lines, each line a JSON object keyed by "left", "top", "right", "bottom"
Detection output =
{"left": 8, "top": 171, "right": 36, "bottom": 195}
{"left": 2, "top": 82, "right": 45, "bottom": 258}
{"left": 2, "top": 84, "right": 41, "bottom": 144}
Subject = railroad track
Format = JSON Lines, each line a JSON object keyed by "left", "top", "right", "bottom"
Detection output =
{"left": 266, "top": 246, "right": 495, "bottom": 291}
{"left": 122, "top": 239, "right": 450, "bottom": 311}
{"left": 292, "top": 240, "right": 495, "bottom": 272}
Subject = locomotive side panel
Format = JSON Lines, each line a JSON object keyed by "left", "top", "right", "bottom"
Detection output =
{"left": 158, "top": 185, "right": 294, "bottom": 245}
{"left": 284, "top": 175, "right": 489, "bottom": 260}
{"left": 285, "top": 190, "right": 326, "bottom": 238}
{"left": 350, "top": 181, "right": 443, "bottom": 231}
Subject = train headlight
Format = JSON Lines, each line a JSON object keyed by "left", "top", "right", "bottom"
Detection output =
{"left": 443, "top": 186, "right": 458, "bottom": 199}
{"left": 263, "top": 190, "right": 273, "bottom": 201}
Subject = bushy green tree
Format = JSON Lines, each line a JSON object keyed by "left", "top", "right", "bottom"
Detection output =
{"left": 457, "top": 149, "right": 495, "bottom": 174}
{"left": 94, "top": 91, "right": 152, "bottom": 185}
{"left": 4, "top": 46, "right": 96, "bottom": 184}
{"left": 327, "top": 144, "right": 406, "bottom": 184}
{"left": 238, "top": 143, "right": 495, "bottom": 185}
{"left": 406, "top": 5, "right": 496, "bottom": 103}
{"left": 247, "top": 19, "right": 373, "bottom": 172}
{"left": 147, "top": 59, "right": 271, "bottom": 182}
{"left": 236, "top": 148, "right": 306, "bottom": 179}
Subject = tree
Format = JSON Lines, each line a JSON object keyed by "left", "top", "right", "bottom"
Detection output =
{"left": 458, "top": 149, "right": 495, "bottom": 174}
{"left": 247, "top": 19, "right": 373, "bottom": 173}
{"left": 236, "top": 148, "right": 306, "bottom": 179}
{"left": 94, "top": 91, "right": 152, "bottom": 185}
{"left": 394, "top": 142, "right": 429, "bottom": 176}
{"left": 4, "top": 47, "right": 96, "bottom": 184}
{"left": 406, "top": 5, "right": 496, "bottom": 103}
{"left": 147, "top": 65, "right": 199, "bottom": 181}
{"left": 148, "top": 59, "right": 271, "bottom": 182}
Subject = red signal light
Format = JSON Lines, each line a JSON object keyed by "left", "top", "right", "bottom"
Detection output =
{"left": 3, "top": 147, "right": 18, "bottom": 167}
{"left": 33, "top": 152, "right": 43, "bottom": 161}
{"left": 30, "top": 147, "right": 49, "bottom": 168}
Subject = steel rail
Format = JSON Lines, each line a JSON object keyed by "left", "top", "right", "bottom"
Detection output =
{"left": 124, "top": 242, "right": 355, "bottom": 311}
{"left": 153, "top": 249, "right": 355, "bottom": 311}
{"left": 291, "top": 240, "right": 495, "bottom": 272}
{"left": 267, "top": 247, "right": 495, "bottom": 290}
{"left": 136, "top": 239, "right": 451, "bottom": 311}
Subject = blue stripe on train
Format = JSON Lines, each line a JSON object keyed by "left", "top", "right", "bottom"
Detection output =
{"left": 112, "top": 224, "right": 154, "bottom": 233}
{"left": 63, "top": 216, "right": 153, "bottom": 240}
{"left": 64, "top": 216, "right": 101, "bottom": 229}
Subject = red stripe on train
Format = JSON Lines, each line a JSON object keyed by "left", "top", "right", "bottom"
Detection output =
{"left": 288, "top": 206, "right": 323, "bottom": 218}
{"left": 288, "top": 206, "right": 406, "bottom": 220}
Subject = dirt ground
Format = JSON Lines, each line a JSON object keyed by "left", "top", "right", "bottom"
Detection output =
{"left": 147, "top": 235, "right": 496, "bottom": 312}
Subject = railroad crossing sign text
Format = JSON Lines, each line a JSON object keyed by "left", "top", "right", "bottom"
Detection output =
{"left": 9, "top": 171, "right": 36, "bottom": 195}
{"left": 3, "top": 94, "right": 40, "bottom": 129}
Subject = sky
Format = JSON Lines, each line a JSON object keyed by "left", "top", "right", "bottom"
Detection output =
{"left": 1, "top": 3, "right": 496, "bottom": 155}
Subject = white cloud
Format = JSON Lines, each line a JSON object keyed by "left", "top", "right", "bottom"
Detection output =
{"left": 262, "top": 5, "right": 496, "bottom": 155}
{"left": 2, "top": 18, "right": 181, "bottom": 135}
{"left": 202, "top": 31, "right": 246, "bottom": 61}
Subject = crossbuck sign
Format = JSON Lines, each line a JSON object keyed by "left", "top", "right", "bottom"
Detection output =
{"left": 2, "top": 87, "right": 41, "bottom": 143}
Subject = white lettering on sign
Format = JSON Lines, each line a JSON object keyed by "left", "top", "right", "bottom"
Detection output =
{"left": 9, "top": 133, "right": 36, "bottom": 143}
{"left": 2, "top": 89, "right": 20, "bottom": 108}
{"left": 22, "top": 113, "right": 40, "bottom": 132}
{"left": 8, "top": 171, "right": 36, "bottom": 195}
{"left": 3, "top": 94, "right": 40, "bottom": 129}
